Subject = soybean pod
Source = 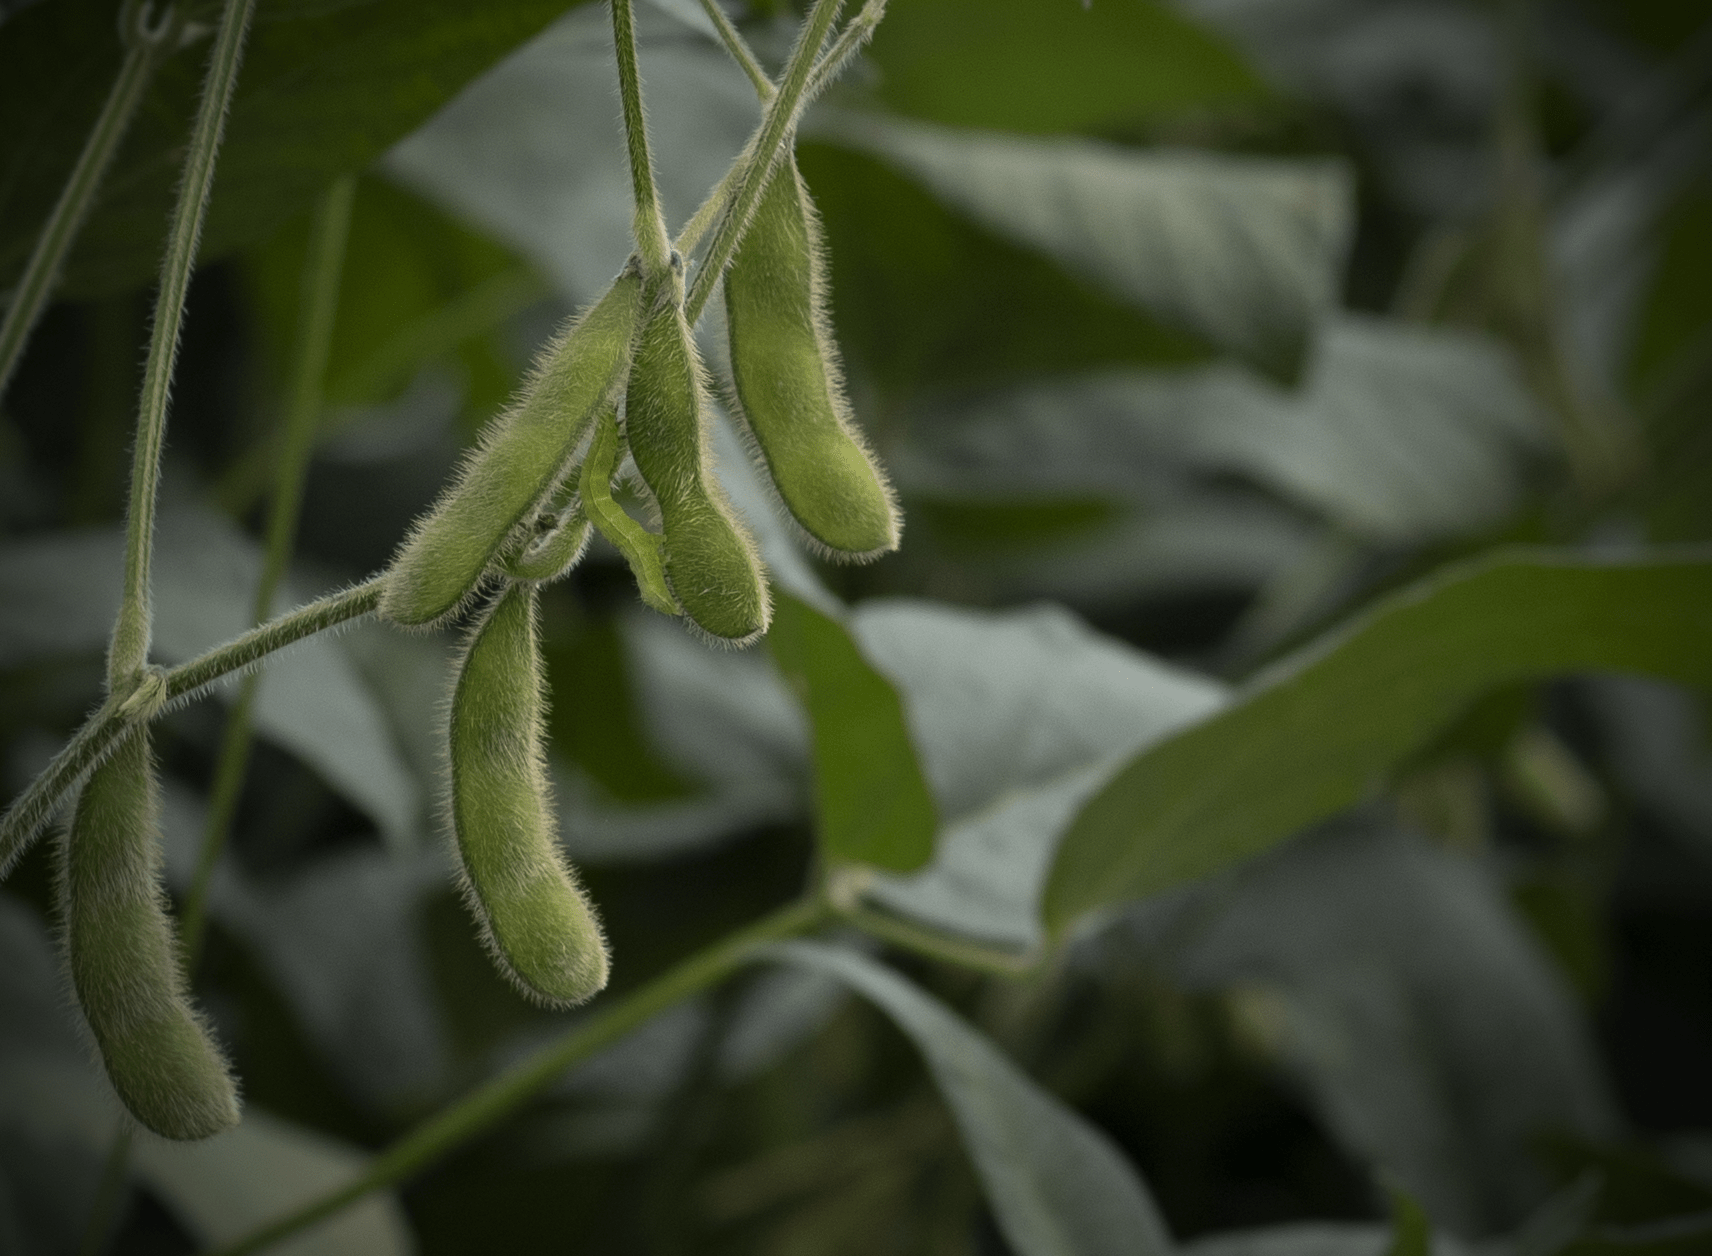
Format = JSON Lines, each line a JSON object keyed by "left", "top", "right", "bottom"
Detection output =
{"left": 724, "top": 152, "right": 899, "bottom": 560}
{"left": 579, "top": 405, "right": 679, "bottom": 616}
{"left": 626, "top": 288, "right": 771, "bottom": 644}
{"left": 61, "top": 730, "right": 240, "bottom": 1140}
{"left": 504, "top": 505, "right": 593, "bottom": 584}
{"left": 449, "top": 583, "right": 609, "bottom": 1006}
{"left": 380, "top": 267, "right": 643, "bottom": 627}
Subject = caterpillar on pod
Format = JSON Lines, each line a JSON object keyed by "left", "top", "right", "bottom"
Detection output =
{"left": 724, "top": 151, "right": 899, "bottom": 561}
{"left": 625, "top": 264, "right": 771, "bottom": 645}
{"left": 448, "top": 581, "right": 609, "bottom": 1006}
{"left": 380, "top": 266, "right": 643, "bottom": 628}
{"left": 61, "top": 730, "right": 241, "bottom": 1140}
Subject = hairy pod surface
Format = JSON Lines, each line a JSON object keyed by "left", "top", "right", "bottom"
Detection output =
{"left": 449, "top": 583, "right": 609, "bottom": 1006}
{"left": 504, "top": 506, "right": 593, "bottom": 583}
{"left": 61, "top": 730, "right": 240, "bottom": 1140}
{"left": 379, "top": 268, "right": 643, "bottom": 627}
{"left": 626, "top": 300, "right": 771, "bottom": 644}
{"left": 725, "top": 155, "right": 899, "bottom": 560}
{"left": 580, "top": 406, "right": 679, "bottom": 616}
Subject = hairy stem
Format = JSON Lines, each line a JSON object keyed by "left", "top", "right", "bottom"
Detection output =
{"left": 110, "top": 0, "right": 259, "bottom": 688}
{"left": 210, "top": 895, "right": 830, "bottom": 1256}
{"left": 682, "top": 0, "right": 843, "bottom": 325}
{"left": 672, "top": 0, "right": 886, "bottom": 261}
{"left": 180, "top": 176, "right": 355, "bottom": 964}
{"left": 698, "top": 0, "right": 773, "bottom": 99}
{"left": 611, "top": 0, "right": 672, "bottom": 278}
{"left": 0, "top": 4, "right": 182, "bottom": 406}
{"left": 0, "top": 579, "right": 384, "bottom": 876}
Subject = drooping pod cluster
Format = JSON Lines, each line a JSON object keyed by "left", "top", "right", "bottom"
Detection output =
{"left": 61, "top": 730, "right": 241, "bottom": 1140}
{"left": 375, "top": 132, "right": 899, "bottom": 1003}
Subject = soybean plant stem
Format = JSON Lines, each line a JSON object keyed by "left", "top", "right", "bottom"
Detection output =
{"left": 697, "top": 0, "right": 773, "bottom": 99}
{"left": 180, "top": 176, "right": 355, "bottom": 965}
{"left": 110, "top": 0, "right": 259, "bottom": 689}
{"left": 0, "top": 4, "right": 182, "bottom": 407}
{"left": 672, "top": 0, "right": 886, "bottom": 261}
{"left": 682, "top": 0, "right": 843, "bottom": 325}
{"left": 0, "top": 579, "right": 384, "bottom": 878}
{"left": 611, "top": 0, "right": 673, "bottom": 278}
{"left": 210, "top": 894, "right": 831, "bottom": 1256}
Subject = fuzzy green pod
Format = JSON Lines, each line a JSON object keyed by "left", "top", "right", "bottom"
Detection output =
{"left": 61, "top": 730, "right": 240, "bottom": 1140}
{"left": 504, "top": 506, "right": 593, "bottom": 584}
{"left": 724, "top": 155, "right": 900, "bottom": 560}
{"left": 579, "top": 405, "right": 679, "bottom": 616}
{"left": 379, "top": 268, "right": 643, "bottom": 627}
{"left": 626, "top": 298, "right": 771, "bottom": 644}
{"left": 449, "top": 582, "right": 609, "bottom": 1006}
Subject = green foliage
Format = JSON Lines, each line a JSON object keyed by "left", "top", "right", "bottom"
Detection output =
{"left": 3, "top": 0, "right": 1712, "bottom": 1252}
{"left": 1047, "top": 553, "right": 1712, "bottom": 932}
{"left": 767, "top": 593, "right": 935, "bottom": 873}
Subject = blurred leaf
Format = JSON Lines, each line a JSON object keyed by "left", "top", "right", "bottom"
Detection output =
{"left": 899, "top": 316, "right": 1546, "bottom": 543}
{"left": 851, "top": 601, "right": 1225, "bottom": 950}
{"left": 1143, "top": 821, "right": 1616, "bottom": 1235}
{"left": 1046, "top": 550, "right": 1712, "bottom": 934}
{"left": 158, "top": 783, "right": 454, "bottom": 1109}
{"left": 1385, "top": 1188, "right": 1432, "bottom": 1256}
{"left": 0, "top": 0, "right": 592, "bottom": 298}
{"left": 385, "top": 3, "right": 757, "bottom": 304}
{"left": 1624, "top": 179, "right": 1712, "bottom": 395}
{"left": 770, "top": 940, "right": 1176, "bottom": 1256}
{"left": 1584, "top": 677, "right": 1712, "bottom": 866}
{"left": 798, "top": 141, "right": 1210, "bottom": 396}
{"left": 0, "top": 896, "right": 413, "bottom": 1254}
{"left": 808, "top": 112, "right": 1353, "bottom": 382}
{"left": 0, "top": 504, "right": 421, "bottom": 847}
{"left": 861, "top": 0, "right": 1269, "bottom": 136}
{"left": 241, "top": 174, "right": 537, "bottom": 414}
{"left": 768, "top": 593, "right": 936, "bottom": 874}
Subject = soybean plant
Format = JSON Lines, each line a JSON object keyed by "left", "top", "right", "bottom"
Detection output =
{"left": 0, "top": 0, "right": 896, "bottom": 1167}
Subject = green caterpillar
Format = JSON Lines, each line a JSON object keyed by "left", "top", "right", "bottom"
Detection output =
{"left": 380, "top": 267, "right": 643, "bottom": 627}
{"left": 626, "top": 277, "right": 771, "bottom": 645}
{"left": 61, "top": 731, "right": 240, "bottom": 1140}
{"left": 579, "top": 405, "right": 679, "bottom": 616}
{"left": 449, "top": 582, "right": 609, "bottom": 1006}
{"left": 724, "top": 153, "right": 899, "bottom": 561}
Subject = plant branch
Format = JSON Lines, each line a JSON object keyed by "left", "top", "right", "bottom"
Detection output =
{"left": 611, "top": 0, "right": 673, "bottom": 278}
{"left": 110, "top": 0, "right": 258, "bottom": 688}
{"left": 209, "top": 894, "right": 831, "bottom": 1256}
{"left": 0, "top": 3, "right": 183, "bottom": 406}
{"left": 180, "top": 175, "right": 355, "bottom": 965}
{"left": 672, "top": 0, "right": 885, "bottom": 261}
{"left": 681, "top": 0, "right": 844, "bottom": 325}
{"left": 839, "top": 901, "right": 1039, "bottom": 977}
{"left": 697, "top": 0, "right": 772, "bottom": 99}
{"left": 0, "top": 579, "right": 384, "bottom": 877}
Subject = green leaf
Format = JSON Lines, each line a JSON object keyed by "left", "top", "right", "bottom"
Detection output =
{"left": 861, "top": 0, "right": 1269, "bottom": 136}
{"left": 808, "top": 112, "right": 1353, "bottom": 382}
{"left": 798, "top": 141, "right": 1211, "bottom": 395}
{"left": 902, "top": 316, "right": 1546, "bottom": 542}
{"left": 1044, "top": 549, "right": 1712, "bottom": 936}
{"left": 852, "top": 601, "right": 1224, "bottom": 951}
{"left": 767, "top": 593, "right": 936, "bottom": 873}
{"left": 1147, "top": 820, "right": 1615, "bottom": 1234}
{"left": 769, "top": 941, "right": 1176, "bottom": 1256}
{"left": 0, "top": 0, "right": 593, "bottom": 298}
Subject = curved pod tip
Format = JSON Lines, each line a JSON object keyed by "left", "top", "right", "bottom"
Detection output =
{"left": 63, "top": 731, "right": 240, "bottom": 1140}
{"left": 449, "top": 583, "right": 610, "bottom": 1005}
{"left": 725, "top": 156, "right": 900, "bottom": 562}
